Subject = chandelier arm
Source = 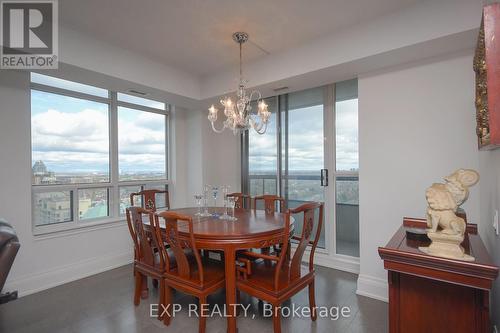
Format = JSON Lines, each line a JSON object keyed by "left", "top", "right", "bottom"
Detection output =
{"left": 248, "top": 90, "right": 263, "bottom": 113}
{"left": 254, "top": 121, "right": 268, "bottom": 135}
{"left": 250, "top": 115, "right": 265, "bottom": 131}
{"left": 210, "top": 121, "right": 227, "bottom": 133}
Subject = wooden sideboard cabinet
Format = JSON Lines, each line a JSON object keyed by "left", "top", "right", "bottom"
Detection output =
{"left": 379, "top": 217, "right": 499, "bottom": 333}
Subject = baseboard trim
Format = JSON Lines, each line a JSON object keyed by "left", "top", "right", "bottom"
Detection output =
{"left": 356, "top": 274, "right": 388, "bottom": 302}
{"left": 4, "top": 251, "right": 133, "bottom": 297}
{"left": 5, "top": 249, "right": 360, "bottom": 299}
{"left": 300, "top": 248, "right": 360, "bottom": 274}
{"left": 313, "top": 253, "right": 360, "bottom": 274}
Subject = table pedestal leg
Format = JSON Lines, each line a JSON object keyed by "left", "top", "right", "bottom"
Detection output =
{"left": 224, "top": 247, "right": 237, "bottom": 333}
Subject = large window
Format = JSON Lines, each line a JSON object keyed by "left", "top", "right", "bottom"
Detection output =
{"left": 247, "top": 97, "right": 278, "bottom": 197}
{"left": 31, "top": 73, "right": 169, "bottom": 232}
{"left": 31, "top": 90, "right": 110, "bottom": 184}
{"left": 117, "top": 106, "right": 166, "bottom": 181}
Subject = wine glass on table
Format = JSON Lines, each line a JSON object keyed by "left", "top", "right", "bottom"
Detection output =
{"left": 227, "top": 196, "right": 238, "bottom": 221}
{"left": 194, "top": 194, "right": 203, "bottom": 216}
{"left": 200, "top": 185, "right": 212, "bottom": 217}
{"left": 212, "top": 186, "right": 219, "bottom": 217}
{"left": 219, "top": 185, "right": 231, "bottom": 220}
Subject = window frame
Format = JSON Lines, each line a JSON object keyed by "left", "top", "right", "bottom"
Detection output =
{"left": 30, "top": 74, "right": 170, "bottom": 235}
{"left": 241, "top": 81, "right": 359, "bottom": 258}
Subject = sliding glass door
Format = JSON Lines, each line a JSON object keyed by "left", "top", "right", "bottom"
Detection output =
{"left": 242, "top": 79, "right": 359, "bottom": 259}
{"left": 334, "top": 80, "right": 359, "bottom": 257}
{"left": 281, "top": 88, "right": 327, "bottom": 248}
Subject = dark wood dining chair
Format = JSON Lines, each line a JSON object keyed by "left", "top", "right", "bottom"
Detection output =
{"left": 125, "top": 207, "right": 165, "bottom": 318}
{"left": 227, "top": 192, "right": 251, "bottom": 209}
{"left": 250, "top": 195, "right": 286, "bottom": 257}
{"left": 236, "top": 202, "right": 324, "bottom": 333}
{"left": 152, "top": 211, "right": 226, "bottom": 333}
{"left": 130, "top": 189, "right": 170, "bottom": 212}
{"left": 253, "top": 195, "right": 285, "bottom": 214}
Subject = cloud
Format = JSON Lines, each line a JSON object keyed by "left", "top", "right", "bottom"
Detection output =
{"left": 248, "top": 100, "right": 359, "bottom": 173}
{"left": 32, "top": 104, "right": 166, "bottom": 174}
{"left": 117, "top": 110, "right": 166, "bottom": 173}
{"left": 118, "top": 111, "right": 165, "bottom": 155}
{"left": 32, "top": 109, "right": 109, "bottom": 152}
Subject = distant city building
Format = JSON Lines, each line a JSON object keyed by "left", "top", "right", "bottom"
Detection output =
{"left": 32, "top": 160, "right": 47, "bottom": 175}
{"left": 33, "top": 192, "right": 72, "bottom": 225}
{"left": 32, "top": 160, "right": 56, "bottom": 185}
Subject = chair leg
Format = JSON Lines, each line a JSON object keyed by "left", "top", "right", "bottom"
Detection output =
{"left": 309, "top": 281, "right": 317, "bottom": 321}
{"left": 199, "top": 295, "right": 207, "bottom": 333}
{"left": 272, "top": 304, "right": 282, "bottom": 333}
{"left": 139, "top": 273, "right": 149, "bottom": 299}
{"left": 163, "top": 285, "right": 173, "bottom": 326}
{"left": 158, "top": 279, "right": 165, "bottom": 320}
{"left": 236, "top": 290, "right": 241, "bottom": 316}
{"left": 133, "top": 271, "right": 142, "bottom": 306}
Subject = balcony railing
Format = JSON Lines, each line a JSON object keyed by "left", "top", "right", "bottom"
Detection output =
{"left": 248, "top": 174, "right": 359, "bottom": 254}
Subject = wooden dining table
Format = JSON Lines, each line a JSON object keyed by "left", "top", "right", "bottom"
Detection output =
{"left": 143, "top": 207, "right": 293, "bottom": 333}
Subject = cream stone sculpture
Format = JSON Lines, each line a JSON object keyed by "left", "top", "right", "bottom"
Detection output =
{"left": 418, "top": 169, "right": 480, "bottom": 261}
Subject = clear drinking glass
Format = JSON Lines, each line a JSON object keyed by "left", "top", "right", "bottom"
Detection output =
{"left": 227, "top": 196, "right": 237, "bottom": 221}
{"left": 212, "top": 186, "right": 219, "bottom": 216}
{"left": 219, "top": 185, "right": 231, "bottom": 220}
{"left": 194, "top": 194, "right": 203, "bottom": 216}
{"left": 200, "top": 185, "right": 211, "bottom": 216}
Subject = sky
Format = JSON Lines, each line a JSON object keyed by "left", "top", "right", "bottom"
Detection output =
{"left": 249, "top": 99, "right": 359, "bottom": 174}
{"left": 31, "top": 90, "right": 166, "bottom": 175}
{"left": 31, "top": 89, "right": 358, "bottom": 176}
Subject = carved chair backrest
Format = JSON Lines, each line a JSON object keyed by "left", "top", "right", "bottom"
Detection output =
{"left": 253, "top": 195, "right": 285, "bottom": 214}
{"left": 130, "top": 189, "right": 170, "bottom": 212}
{"left": 273, "top": 202, "right": 324, "bottom": 291}
{"left": 126, "top": 207, "right": 157, "bottom": 267}
{"left": 227, "top": 192, "right": 251, "bottom": 209}
{"left": 153, "top": 211, "right": 204, "bottom": 284}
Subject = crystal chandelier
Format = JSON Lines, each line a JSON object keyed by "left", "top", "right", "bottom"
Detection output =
{"left": 208, "top": 32, "right": 271, "bottom": 135}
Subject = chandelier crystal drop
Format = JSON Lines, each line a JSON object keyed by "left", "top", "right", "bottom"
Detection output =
{"left": 208, "top": 32, "right": 271, "bottom": 135}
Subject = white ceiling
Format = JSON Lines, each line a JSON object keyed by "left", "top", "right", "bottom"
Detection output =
{"left": 60, "top": 0, "right": 423, "bottom": 77}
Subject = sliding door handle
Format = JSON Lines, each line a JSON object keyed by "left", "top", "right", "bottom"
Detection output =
{"left": 320, "top": 169, "right": 328, "bottom": 187}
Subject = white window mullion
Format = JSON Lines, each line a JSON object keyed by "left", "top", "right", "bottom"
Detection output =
{"left": 110, "top": 91, "right": 120, "bottom": 219}
{"left": 324, "top": 84, "right": 336, "bottom": 257}
{"left": 165, "top": 105, "right": 170, "bottom": 181}
{"left": 72, "top": 185, "right": 80, "bottom": 225}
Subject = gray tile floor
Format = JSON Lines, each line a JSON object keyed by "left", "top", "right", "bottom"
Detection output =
{"left": 0, "top": 265, "right": 387, "bottom": 333}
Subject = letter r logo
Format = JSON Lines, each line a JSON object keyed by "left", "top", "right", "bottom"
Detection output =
{"left": 1, "top": 1, "right": 54, "bottom": 54}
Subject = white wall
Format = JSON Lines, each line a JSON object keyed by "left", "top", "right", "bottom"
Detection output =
{"left": 170, "top": 107, "right": 205, "bottom": 207}
{"left": 201, "top": 118, "right": 241, "bottom": 194}
{"left": 478, "top": 149, "right": 500, "bottom": 328}
{"left": 356, "top": 52, "right": 481, "bottom": 301}
{"left": 170, "top": 107, "right": 241, "bottom": 206}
